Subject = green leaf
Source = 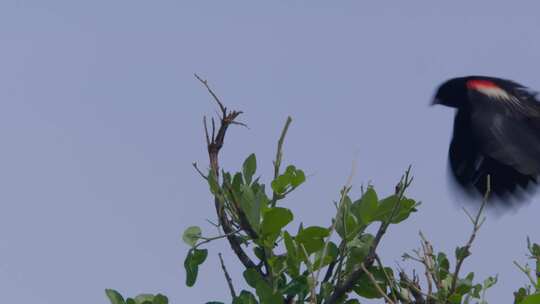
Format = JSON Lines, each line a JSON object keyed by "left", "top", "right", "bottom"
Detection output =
{"left": 282, "top": 275, "right": 309, "bottom": 296}
{"left": 520, "top": 293, "right": 540, "bottom": 304}
{"left": 243, "top": 268, "right": 263, "bottom": 288}
{"left": 255, "top": 280, "right": 284, "bottom": 304}
{"left": 448, "top": 293, "right": 462, "bottom": 304}
{"left": 105, "top": 289, "right": 125, "bottom": 304}
{"left": 455, "top": 246, "right": 471, "bottom": 260}
{"left": 271, "top": 175, "right": 290, "bottom": 194}
{"left": 184, "top": 249, "right": 208, "bottom": 287}
{"left": 126, "top": 299, "right": 136, "bottom": 304}
{"left": 208, "top": 172, "right": 220, "bottom": 195}
{"left": 352, "top": 187, "right": 378, "bottom": 224}
{"left": 289, "top": 169, "right": 305, "bottom": 187}
{"left": 232, "top": 172, "right": 244, "bottom": 194}
{"left": 514, "top": 288, "right": 528, "bottom": 304}
{"left": 353, "top": 266, "right": 387, "bottom": 299}
{"left": 182, "top": 226, "right": 202, "bottom": 247}
{"left": 268, "top": 255, "right": 287, "bottom": 276}
{"left": 455, "top": 272, "right": 474, "bottom": 295}
{"left": 483, "top": 275, "right": 498, "bottom": 289}
{"left": 153, "top": 294, "right": 168, "bottom": 304}
{"left": 283, "top": 231, "right": 300, "bottom": 277}
{"left": 345, "top": 234, "right": 373, "bottom": 274}
{"left": 437, "top": 252, "right": 450, "bottom": 280}
{"left": 313, "top": 242, "right": 338, "bottom": 271}
{"left": 261, "top": 207, "right": 293, "bottom": 236}
{"left": 134, "top": 294, "right": 154, "bottom": 304}
{"left": 253, "top": 246, "right": 265, "bottom": 261}
{"left": 206, "top": 302, "right": 225, "bottom": 304}
{"left": 240, "top": 184, "right": 261, "bottom": 233}
{"left": 532, "top": 243, "right": 540, "bottom": 256}
{"left": 296, "top": 226, "right": 330, "bottom": 256}
{"left": 336, "top": 196, "right": 362, "bottom": 241}
{"left": 243, "top": 154, "right": 257, "bottom": 184}
{"left": 233, "top": 290, "right": 258, "bottom": 304}
{"left": 271, "top": 165, "right": 305, "bottom": 195}
{"left": 244, "top": 268, "right": 283, "bottom": 303}
{"left": 373, "top": 195, "right": 416, "bottom": 224}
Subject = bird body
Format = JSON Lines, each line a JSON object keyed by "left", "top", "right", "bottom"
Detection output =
{"left": 433, "top": 76, "right": 540, "bottom": 200}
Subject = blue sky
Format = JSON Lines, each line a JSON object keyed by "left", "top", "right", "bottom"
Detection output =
{"left": 2, "top": 1, "right": 540, "bottom": 303}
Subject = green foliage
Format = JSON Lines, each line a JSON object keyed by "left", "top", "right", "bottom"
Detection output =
{"left": 108, "top": 110, "right": 540, "bottom": 304}
{"left": 513, "top": 239, "right": 540, "bottom": 304}
{"left": 182, "top": 226, "right": 202, "bottom": 247}
{"left": 271, "top": 165, "right": 305, "bottom": 195}
{"left": 105, "top": 290, "right": 168, "bottom": 304}
{"left": 184, "top": 248, "right": 208, "bottom": 287}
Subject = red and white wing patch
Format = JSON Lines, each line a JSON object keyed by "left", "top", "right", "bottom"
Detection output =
{"left": 466, "top": 80, "right": 512, "bottom": 100}
{"left": 466, "top": 79, "right": 529, "bottom": 114}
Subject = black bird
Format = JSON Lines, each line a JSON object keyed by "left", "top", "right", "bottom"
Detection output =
{"left": 433, "top": 76, "right": 540, "bottom": 200}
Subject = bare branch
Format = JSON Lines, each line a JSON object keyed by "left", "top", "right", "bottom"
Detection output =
{"left": 195, "top": 73, "right": 226, "bottom": 117}
{"left": 219, "top": 253, "right": 237, "bottom": 299}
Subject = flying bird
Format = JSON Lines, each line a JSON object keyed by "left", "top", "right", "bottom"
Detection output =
{"left": 432, "top": 76, "right": 540, "bottom": 201}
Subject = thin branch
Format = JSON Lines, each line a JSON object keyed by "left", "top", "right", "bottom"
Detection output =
{"left": 194, "top": 228, "right": 242, "bottom": 249}
{"left": 219, "top": 253, "right": 237, "bottom": 299}
{"left": 192, "top": 162, "right": 208, "bottom": 180}
{"left": 513, "top": 260, "right": 537, "bottom": 286}
{"left": 419, "top": 231, "right": 442, "bottom": 291}
{"left": 274, "top": 116, "right": 292, "bottom": 179}
{"left": 360, "top": 263, "right": 395, "bottom": 304}
{"left": 374, "top": 255, "right": 399, "bottom": 303}
{"left": 195, "top": 73, "right": 226, "bottom": 116}
{"left": 271, "top": 116, "right": 293, "bottom": 206}
{"left": 203, "top": 116, "right": 210, "bottom": 146}
{"left": 448, "top": 175, "right": 490, "bottom": 296}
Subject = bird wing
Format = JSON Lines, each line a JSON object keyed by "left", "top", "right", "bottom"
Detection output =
{"left": 467, "top": 86, "right": 540, "bottom": 176}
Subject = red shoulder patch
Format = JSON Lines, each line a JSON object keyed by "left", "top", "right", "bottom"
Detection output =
{"left": 466, "top": 79, "right": 499, "bottom": 90}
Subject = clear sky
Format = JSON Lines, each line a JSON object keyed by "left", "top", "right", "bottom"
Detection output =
{"left": 2, "top": 1, "right": 540, "bottom": 303}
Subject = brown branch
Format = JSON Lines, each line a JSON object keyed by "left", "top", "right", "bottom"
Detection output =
{"left": 196, "top": 74, "right": 262, "bottom": 278}
{"left": 418, "top": 231, "right": 442, "bottom": 292}
{"left": 218, "top": 253, "right": 237, "bottom": 299}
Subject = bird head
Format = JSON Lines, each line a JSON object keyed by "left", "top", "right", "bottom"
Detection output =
{"left": 432, "top": 77, "right": 470, "bottom": 108}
